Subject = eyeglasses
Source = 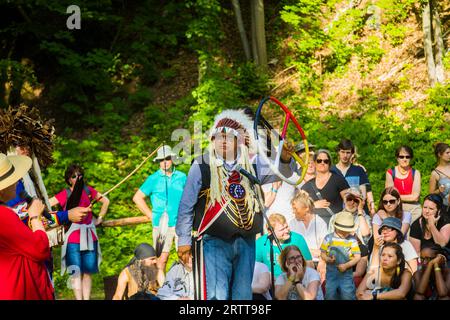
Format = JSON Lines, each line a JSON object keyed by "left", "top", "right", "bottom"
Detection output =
{"left": 159, "top": 156, "right": 172, "bottom": 162}
{"left": 397, "top": 155, "right": 411, "bottom": 159}
{"left": 346, "top": 197, "right": 359, "bottom": 203}
{"left": 71, "top": 174, "right": 81, "bottom": 179}
{"left": 382, "top": 199, "right": 397, "bottom": 205}
{"left": 380, "top": 227, "right": 394, "bottom": 232}
{"left": 287, "top": 255, "right": 303, "bottom": 263}
{"left": 316, "top": 159, "right": 330, "bottom": 164}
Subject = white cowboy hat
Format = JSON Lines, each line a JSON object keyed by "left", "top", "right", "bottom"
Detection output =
{"left": 0, "top": 153, "right": 32, "bottom": 190}
{"left": 153, "top": 145, "right": 177, "bottom": 162}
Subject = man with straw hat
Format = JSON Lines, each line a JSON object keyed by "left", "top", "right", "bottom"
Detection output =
{"left": 133, "top": 145, "right": 187, "bottom": 276}
{"left": 0, "top": 153, "right": 54, "bottom": 299}
{"left": 320, "top": 210, "right": 361, "bottom": 300}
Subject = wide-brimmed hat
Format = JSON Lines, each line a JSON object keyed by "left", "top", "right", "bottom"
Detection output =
{"left": 153, "top": 145, "right": 177, "bottom": 162}
{"left": 345, "top": 187, "right": 363, "bottom": 200}
{"left": 378, "top": 217, "right": 402, "bottom": 235}
{"left": 334, "top": 211, "right": 357, "bottom": 232}
{"left": 0, "top": 153, "right": 32, "bottom": 191}
{"left": 294, "top": 141, "right": 315, "bottom": 154}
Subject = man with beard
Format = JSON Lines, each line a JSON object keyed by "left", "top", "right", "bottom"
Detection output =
{"left": 113, "top": 243, "right": 164, "bottom": 300}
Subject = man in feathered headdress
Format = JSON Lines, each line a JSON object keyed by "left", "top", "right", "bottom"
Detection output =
{"left": 176, "top": 109, "right": 295, "bottom": 300}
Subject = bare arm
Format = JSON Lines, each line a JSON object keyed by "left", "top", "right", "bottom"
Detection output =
{"left": 275, "top": 280, "right": 293, "bottom": 300}
{"left": 112, "top": 269, "right": 128, "bottom": 300}
{"left": 252, "top": 272, "right": 271, "bottom": 294}
{"left": 353, "top": 256, "right": 368, "bottom": 278}
{"left": 96, "top": 193, "right": 110, "bottom": 218}
{"left": 133, "top": 189, "right": 152, "bottom": 219}
{"left": 385, "top": 171, "right": 394, "bottom": 188}
{"left": 356, "top": 272, "right": 371, "bottom": 299}
{"left": 294, "top": 280, "right": 320, "bottom": 300}
{"left": 358, "top": 211, "right": 371, "bottom": 238}
{"left": 429, "top": 224, "right": 450, "bottom": 248}
{"left": 429, "top": 171, "right": 440, "bottom": 194}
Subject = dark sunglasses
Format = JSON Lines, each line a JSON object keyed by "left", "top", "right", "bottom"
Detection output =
{"left": 346, "top": 196, "right": 359, "bottom": 203}
{"left": 71, "top": 174, "right": 82, "bottom": 179}
{"left": 382, "top": 199, "right": 397, "bottom": 205}
{"left": 397, "top": 155, "right": 411, "bottom": 159}
{"left": 316, "top": 159, "right": 330, "bottom": 164}
{"left": 159, "top": 156, "right": 172, "bottom": 162}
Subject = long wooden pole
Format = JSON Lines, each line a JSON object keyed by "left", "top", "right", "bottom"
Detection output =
{"left": 100, "top": 216, "right": 150, "bottom": 227}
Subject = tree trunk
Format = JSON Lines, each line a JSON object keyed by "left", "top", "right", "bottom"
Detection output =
{"left": 250, "top": 0, "right": 259, "bottom": 65}
{"left": 422, "top": 1, "right": 437, "bottom": 86}
{"left": 232, "top": 0, "right": 251, "bottom": 61}
{"left": 432, "top": 0, "right": 445, "bottom": 84}
{"left": 251, "top": 0, "right": 267, "bottom": 69}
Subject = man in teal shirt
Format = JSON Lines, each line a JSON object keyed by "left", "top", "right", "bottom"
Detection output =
{"left": 256, "top": 213, "right": 313, "bottom": 278}
{"left": 133, "top": 145, "right": 187, "bottom": 274}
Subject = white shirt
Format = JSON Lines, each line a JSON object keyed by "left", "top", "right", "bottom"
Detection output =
{"left": 275, "top": 267, "right": 324, "bottom": 300}
{"left": 289, "top": 216, "right": 328, "bottom": 261}
{"left": 262, "top": 180, "right": 297, "bottom": 223}
{"left": 252, "top": 262, "right": 272, "bottom": 300}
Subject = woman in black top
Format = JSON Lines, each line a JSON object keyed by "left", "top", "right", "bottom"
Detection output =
{"left": 301, "top": 149, "right": 349, "bottom": 226}
{"left": 410, "top": 194, "right": 450, "bottom": 260}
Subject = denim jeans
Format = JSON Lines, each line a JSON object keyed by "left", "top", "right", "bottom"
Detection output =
{"left": 202, "top": 234, "right": 255, "bottom": 300}
{"left": 325, "top": 266, "right": 356, "bottom": 300}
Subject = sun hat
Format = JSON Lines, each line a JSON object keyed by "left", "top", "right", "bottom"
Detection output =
{"left": 153, "top": 145, "right": 177, "bottom": 162}
{"left": 345, "top": 187, "right": 364, "bottom": 200}
{"left": 333, "top": 211, "right": 357, "bottom": 232}
{"left": 378, "top": 217, "right": 402, "bottom": 235}
{"left": 0, "top": 153, "right": 32, "bottom": 191}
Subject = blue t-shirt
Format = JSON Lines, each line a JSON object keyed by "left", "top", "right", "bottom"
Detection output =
{"left": 331, "top": 164, "right": 369, "bottom": 190}
{"left": 139, "top": 169, "right": 187, "bottom": 227}
{"left": 256, "top": 231, "right": 312, "bottom": 278}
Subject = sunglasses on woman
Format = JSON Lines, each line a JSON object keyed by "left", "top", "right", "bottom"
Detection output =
{"left": 397, "top": 155, "right": 411, "bottom": 159}
{"left": 383, "top": 199, "right": 397, "bottom": 205}
{"left": 71, "top": 174, "right": 82, "bottom": 179}
{"left": 159, "top": 156, "right": 172, "bottom": 162}
{"left": 316, "top": 159, "right": 330, "bottom": 164}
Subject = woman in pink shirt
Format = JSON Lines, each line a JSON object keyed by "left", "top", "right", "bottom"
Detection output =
{"left": 50, "top": 164, "right": 109, "bottom": 300}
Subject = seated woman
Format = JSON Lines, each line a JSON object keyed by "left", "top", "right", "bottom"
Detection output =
{"left": 275, "top": 245, "right": 324, "bottom": 300}
{"left": 113, "top": 243, "right": 164, "bottom": 300}
{"left": 357, "top": 242, "right": 412, "bottom": 300}
{"left": 368, "top": 217, "right": 418, "bottom": 274}
{"left": 413, "top": 243, "right": 449, "bottom": 300}
{"left": 372, "top": 187, "right": 411, "bottom": 242}
{"left": 385, "top": 145, "right": 422, "bottom": 223}
{"left": 410, "top": 194, "right": 450, "bottom": 259}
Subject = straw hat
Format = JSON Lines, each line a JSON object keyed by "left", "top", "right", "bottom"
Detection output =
{"left": 0, "top": 153, "right": 32, "bottom": 190}
{"left": 333, "top": 211, "right": 357, "bottom": 232}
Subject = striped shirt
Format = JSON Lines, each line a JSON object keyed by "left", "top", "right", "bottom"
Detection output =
{"left": 320, "top": 233, "right": 360, "bottom": 264}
